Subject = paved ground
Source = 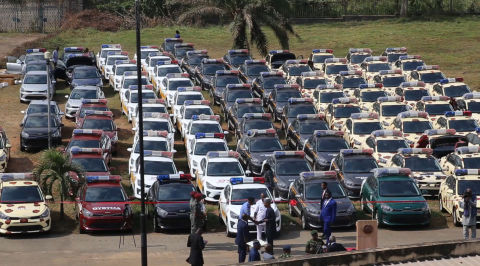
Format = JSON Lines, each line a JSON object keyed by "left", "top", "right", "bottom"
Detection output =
{"left": 0, "top": 226, "right": 465, "bottom": 266}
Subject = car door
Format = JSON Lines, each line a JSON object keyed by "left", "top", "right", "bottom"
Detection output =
{"left": 444, "top": 176, "right": 456, "bottom": 213}
{"left": 122, "top": 91, "right": 130, "bottom": 115}
{"left": 295, "top": 179, "right": 305, "bottom": 215}
{"left": 6, "top": 56, "right": 23, "bottom": 74}
{"left": 220, "top": 185, "right": 230, "bottom": 222}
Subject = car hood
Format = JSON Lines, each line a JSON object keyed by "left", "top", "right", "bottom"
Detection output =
{"left": 0, "top": 202, "right": 48, "bottom": 218}
{"left": 316, "top": 152, "right": 339, "bottom": 164}
{"left": 82, "top": 202, "right": 126, "bottom": 214}
{"left": 155, "top": 202, "right": 190, "bottom": 213}
{"left": 251, "top": 152, "right": 274, "bottom": 163}
{"left": 379, "top": 196, "right": 427, "bottom": 209}
{"left": 305, "top": 197, "right": 351, "bottom": 212}
{"left": 22, "top": 84, "right": 48, "bottom": 91}
{"left": 72, "top": 78, "right": 101, "bottom": 86}
{"left": 411, "top": 171, "right": 445, "bottom": 182}
{"left": 68, "top": 99, "right": 84, "bottom": 107}
{"left": 214, "top": 86, "right": 227, "bottom": 95}
{"left": 275, "top": 102, "right": 287, "bottom": 111}
{"left": 208, "top": 176, "right": 244, "bottom": 188}
{"left": 275, "top": 174, "right": 300, "bottom": 185}
{"left": 66, "top": 57, "right": 94, "bottom": 68}
{"left": 23, "top": 127, "right": 58, "bottom": 136}
{"left": 343, "top": 173, "right": 371, "bottom": 186}
{"left": 230, "top": 202, "right": 278, "bottom": 215}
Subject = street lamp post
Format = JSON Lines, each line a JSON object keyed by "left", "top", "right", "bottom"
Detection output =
{"left": 44, "top": 51, "right": 52, "bottom": 149}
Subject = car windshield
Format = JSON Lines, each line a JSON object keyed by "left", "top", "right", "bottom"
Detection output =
{"left": 26, "top": 64, "right": 47, "bottom": 72}
{"left": 143, "top": 106, "right": 167, "bottom": 113}
{"left": 79, "top": 107, "right": 109, "bottom": 118}
{"left": 448, "top": 120, "right": 479, "bottom": 132}
{"left": 190, "top": 123, "right": 222, "bottom": 134}
{"left": 75, "top": 69, "right": 99, "bottom": 79}
{"left": 67, "top": 140, "right": 101, "bottom": 150}
{"left": 444, "top": 85, "right": 470, "bottom": 98}
{"left": 361, "top": 91, "right": 387, "bottom": 102}
{"left": 320, "top": 92, "right": 344, "bottom": 103}
{"left": 140, "top": 50, "right": 159, "bottom": 59}
{"left": 131, "top": 92, "right": 156, "bottom": 103}
{"left": 177, "top": 94, "right": 203, "bottom": 105}
{"left": 135, "top": 140, "right": 168, "bottom": 153}
{"left": 101, "top": 49, "right": 120, "bottom": 58}
{"left": 24, "top": 75, "right": 47, "bottom": 84}
{"left": 157, "top": 184, "right": 195, "bottom": 201}
{"left": 247, "top": 65, "right": 271, "bottom": 77}
{"left": 312, "top": 54, "right": 334, "bottom": 63}
{"left": 27, "top": 104, "right": 56, "bottom": 114}
{"left": 404, "top": 89, "right": 429, "bottom": 101}
{"left": 344, "top": 158, "right": 378, "bottom": 173}
{"left": 353, "top": 122, "right": 383, "bottom": 134}
{"left": 144, "top": 161, "right": 175, "bottom": 175}
{"left": 317, "top": 138, "right": 350, "bottom": 152}
{"left": 420, "top": 72, "right": 446, "bottom": 83}
{"left": 276, "top": 160, "right": 311, "bottom": 175}
{"left": 306, "top": 182, "right": 346, "bottom": 200}
{"left": 165, "top": 41, "right": 182, "bottom": 51}
{"left": 379, "top": 180, "right": 421, "bottom": 197}
{"left": 300, "top": 121, "right": 329, "bottom": 134}
{"left": 107, "top": 56, "right": 128, "bottom": 65}
{"left": 387, "top": 53, "right": 405, "bottom": 62}
{"left": 288, "top": 105, "right": 316, "bottom": 118}
{"left": 175, "top": 47, "right": 194, "bottom": 57}
{"left": 424, "top": 104, "right": 453, "bottom": 115}
{"left": 350, "top": 54, "right": 370, "bottom": 64}
{"left": 216, "top": 77, "right": 242, "bottom": 87}
{"left": 169, "top": 80, "right": 193, "bottom": 91}
{"left": 276, "top": 91, "right": 302, "bottom": 102}
{"left": 326, "top": 65, "right": 349, "bottom": 75}
{"left": 402, "top": 61, "right": 424, "bottom": 71}
{"left": 188, "top": 55, "right": 210, "bottom": 66}
{"left": 231, "top": 188, "right": 270, "bottom": 205}
{"left": 462, "top": 158, "right": 480, "bottom": 168}
{"left": 381, "top": 105, "right": 409, "bottom": 117}
{"left": 403, "top": 121, "right": 433, "bottom": 133}
{"left": 458, "top": 180, "right": 480, "bottom": 196}
{"left": 238, "top": 106, "right": 264, "bottom": 117}
{"left": 287, "top": 65, "right": 311, "bottom": 76}
{"left": 185, "top": 108, "right": 213, "bottom": 119}
{"left": 404, "top": 157, "right": 442, "bottom": 172}
{"left": 70, "top": 89, "right": 98, "bottom": 99}
{"left": 203, "top": 64, "right": 226, "bottom": 75}
{"left": 72, "top": 158, "right": 108, "bottom": 172}
{"left": 367, "top": 63, "right": 391, "bottom": 72}
{"left": 230, "top": 55, "right": 252, "bottom": 65}
{"left": 157, "top": 67, "right": 182, "bottom": 77}
{"left": 334, "top": 106, "right": 362, "bottom": 118}
{"left": 123, "top": 78, "right": 148, "bottom": 88}
{"left": 85, "top": 187, "right": 126, "bottom": 202}
{"left": 82, "top": 119, "right": 114, "bottom": 131}
{"left": 25, "top": 54, "right": 46, "bottom": 64}
{"left": 194, "top": 142, "right": 227, "bottom": 155}
{"left": 304, "top": 79, "right": 327, "bottom": 89}
{"left": 250, "top": 138, "right": 283, "bottom": 152}
{"left": 342, "top": 78, "right": 366, "bottom": 88}
{"left": 468, "top": 102, "right": 480, "bottom": 113}
{"left": 207, "top": 162, "right": 243, "bottom": 176}
{"left": 383, "top": 77, "right": 406, "bottom": 87}
{"left": 0, "top": 186, "right": 43, "bottom": 203}
{"left": 227, "top": 91, "right": 252, "bottom": 102}
{"left": 144, "top": 121, "right": 170, "bottom": 131}
{"left": 24, "top": 117, "right": 57, "bottom": 127}
{"left": 116, "top": 66, "right": 137, "bottom": 75}
{"left": 263, "top": 77, "right": 287, "bottom": 89}
{"left": 243, "top": 121, "right": 274, "bottom": 132}
{"left": 376, "top": 140, "right": 409, "bottom": 152}
{"left": 149, "top": 57, "right": 170, "bottom": 67}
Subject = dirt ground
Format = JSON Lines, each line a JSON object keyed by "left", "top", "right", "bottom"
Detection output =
{"left": 0, "top": 33, "right": 45, "bottom": 57}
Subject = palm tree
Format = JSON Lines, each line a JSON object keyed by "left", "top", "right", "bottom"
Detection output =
{"left": 177, "top": 0, "right": 300, "bottom": 57}
{"left": 34, "top": 149, "right": 85, "bottom": 220}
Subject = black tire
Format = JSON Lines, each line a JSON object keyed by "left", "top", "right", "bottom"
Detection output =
{"left": 20, "top": 145, "right": 25, "bottom": 152}
{"left": 439, "top": 195, "right": 446, "bottom": 213}
{"left": 301, "top": 212, "right": 310, "bottom": 230}
{"left": 360, "top": 196, "right": 367, "bottom": 213}
{"left": 264, "top": 170, "right": 274, "bottom": 191}
{"left": 373, "top": 210, "right": 383, "bottom": 228}
{"left": 218, "top": 206, "right": 223, "bottom": 225}
{"left": 273, "top": 186, "right": 280, "bottom": 200}
{"left": 79, "top": 220, "right": 86, "bottom": 234}
{"left": 153, "top": 215, "right": 161, "bottom": 233}
{"left": 226, "top": 219, "right": 234, "bottom": 237}
{"left": 453, "top": 209, "right": 461, "bottom": 227}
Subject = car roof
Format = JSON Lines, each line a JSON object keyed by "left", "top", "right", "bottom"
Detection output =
{"left": 72, "top": 86, "right": 98, "bottom": 91}
{"left": 1, "top": 180, "right": 39, "bottom": 187}
{"left": 71, "top": 134, "right": 102, "bottom": 140}
{"left": 231, "top": 183, "right": 267, "bottom": 190}
{"left": 74, "top": 66, "right": 97, "bottom": 70}
{"left": 303, "top": 178, "right": 339, "bottom": 184}
{"left": 26, "top": 60, "right": 47, "bottom": 65}
{"left": 26, "top": 71, "right": 47, "bottom": 75}
{"left": 29, "top": 100, "right": 58, "bottom": 105}
{"left": 142, "top": 137, "right": 168, "bottom": 141}
{"left": 84, "top": 116, "right": 113, "bottom": 120}
{"left": 26, "top": 113, "right": 55, "bottom": 118}
{"left": 144, "top": 157, "right": 174, "bottom": 162}
{"left": 195, "top": 138, "right": 226, "bottom": 143}
{"left": 342, "top": 154, "right": 374, "bottom": 159}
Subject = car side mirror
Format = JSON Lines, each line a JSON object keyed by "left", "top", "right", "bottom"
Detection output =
{"left": 347, "top": 191, "right": 354, "bottom": 196}
{"left": 147, "top": 196, "right": 153, "bottom": 201}
{"left": 64, "top": 95, "right": 69, "bottom": 98}
{"left": 295, "top": 194, "right": 303, "bottom": 198}
{"left": 127, "top": 148, "right": 132, "bottom": 152}
{"left": 291, "top": 130, "right": 296, "bottom": 134}
{"left": 109, "top": 167, "right": 116, "bottom": 171}
{"left": 245, "top": 170, "right": 252, "bottom": 176}
{"left": 21, "top": 110, "right": 25, "bottom": 114}
{"left": 334, "top": 168, "right": 340, "bottom": 172}
{"left": 223, "top": 131, "right": 229, "bottom": 135}
{"left": 59, "top": 112, "right": 65, "bottom": 115}
{"left": 19, "top": 123, "right": 23, "bottom": 127}
{"left": 172, "top": 149, "right": 177, "bottom": 153}
{"left": 132, "top": 127, "right": 138, "bottom": 131}
{"left": 281, "top": 114, "right": 285, "bottom": 117}
{"left": 45, "top": 195, "right": 53, "bottom": 201}
{"left": 52, "top": 80, "right": 57, "bottom": 84}
{"left": 241, "top": 148, "right": 247, "bottom": 152}
{"left": 447, "top": 189, "right": 453, "bottom": 194}
{"left": 60, "top": 124, "right": 65, "bottom": 127}
{"left": 75, "top": 197, "right": 80, "bottom": 202}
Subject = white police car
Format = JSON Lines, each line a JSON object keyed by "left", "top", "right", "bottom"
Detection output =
{"left": 187, "top": 133, "right": 229, "bottom": 176}
{"left": 133, "top": 112, "right": 175, "bottom": 148}
{"left": 119, "top": 71, "right": 150, "bottom": 96}
{"left": 176, "top": 100, "right": 214, "bottom": 137}
{"left": 121, "top": 85, "right": 156, "bottom": 122}
{"left": 158, "top": 73, "right": 193, "bottom": 107}
{"left": 132, "top": 99, "right": 168, "bottom": 129}
{"left": 172, "top": 87, "right": 204, "bottom": 118}
{"left": 109, "top": 60, "right": 137, "bottom": 91}
{"left": 141, "top": 52, "right": 171, "bottom": 80}
{"left": 96, "top": 44, "right": 121, "bottom": 69}
{"left": 183, "top": 114, "right": 226, "bottom": 150}
{"left": 151, "top": 61, "right": 182, "bottom": 93}
{"left": 134, "top": 45, "right": 160, "bottom": 64}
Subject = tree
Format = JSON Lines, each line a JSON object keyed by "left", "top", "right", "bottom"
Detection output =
{"left": 34, "top": 149, "right": 85, "bottom": 220}
{"left": 401, "top": 0, "right": 408, "bottom": 17}
{"left": 177, "top": 0, "right": 300, "bottom": 57}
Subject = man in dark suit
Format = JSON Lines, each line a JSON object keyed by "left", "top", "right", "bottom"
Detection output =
{"left": 187, "top": 228, "right": 206, "bottom": 266}
{"left": 319, "top": 182, "right": 331, "bottom": 238}
{"left": 235, "top": 213, "right": 250, "bottom": 263}
{"left": 326, "top": 236, "right": 347, "bottom": 252}
{"left": 264, "top": 198, "right": 276, "bottom": 251}
{"left": 319, "top": 191, "right": 336, "bottom": 244}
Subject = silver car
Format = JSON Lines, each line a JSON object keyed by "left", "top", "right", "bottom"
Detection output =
{"left": 7, "top": 50, "right": 46, "bottom": 74}
{"left": 21, "top": 100, "right": 64, "bottom": 123}
{"left": 19, "top": 71, "right": 56, "bottom": 103}
{"left": 65, "top": 86, "right": 105, "bottom": 118}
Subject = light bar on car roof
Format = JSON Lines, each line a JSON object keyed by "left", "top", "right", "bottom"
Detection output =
{"left": 202, "top": 58, "right": 224, "bottom": 64}
{"left": 107, "top": 51, "right": 128, "bottom": 56}
{"left": 332, "top": 97, "right": 357, "bottom": 104}
{"left": 372, "top": 168, "right": 411, "bottom": 178}
{"left": 128, "top": 85, "right": 154, "bottom": 90}
{"left": 0, "top": 173, "right": 35, "bottom": 182}
{"left": 86, "top": 176, "right": 121, "bottom": 183}
{"left": 399, "top": 55, "right": 421, "bottom": 60}
{"left": 317, "top": 84, "right": 342, "bottom": 90}
{"left": 115, "top": 60, "right": 136, "bottom": 65}
{"left": 236, "top": 98, "right": 261, "bottom": 104}
{"left": 70, "top": 147, "right": 103, "bottom": 154}
{"left": 192, "top": 114, "right": 220, "bottom": 121}
{"left": 85, "top": 110, "right": 113, "bottom": 117}
{"left": 417, "top": 65, "right": 440, "bottom": 71}
{"left": 423, "top": 129, "right": 456, "bottom": 136}
{"left": 314, "top": 130, "right": 344, "bottom": 137}
{"left": 64, "top": 47, "right": 84, "bottom": 51}
{"left": 148, "top": 52, "right": 170, "bottom": 57}
{"left": 386, "top": 47, "right": 407, "bottom": 52}
{"left": 297, "top": 114, "right": 325, "bottom": 120}
{"left": 157, "top": 60, "right": 179, "bottom": 65}
{"left": 397, "top": 111, "right": 428, "bottom": 119}
{"left": 275, "top": 84, "right": 299, "bottom": 90}
{"left": 377, "top": 96, "right": 403, "bottom": 102}
{"left": 372, "top": 130, "right": 403, "bottom": 137}
{"left": 143, "top": 112, "right": 170, "bottom": 119}
{"left": 349, "top": 48, "right": 372, "bottom": 53}
{"left": 312, "top": 49, "right": 333, "bottom": 54}
{"left": 350, "top": 113, "right": 379, "bottom": 119}
{"left": 207, "top": 151, "right": 240, "bottom": 158}
{"left": 339, "top": 70, "right": 362, "bottom": 76}
{"left": 285, "top": 59, "right": 308, "bottom": 65}
{"left": 445, "top": 111, "right": 472, "bottom": 117}
{"left": 243, "top": 113, "right": 271, "bottom": 120}
{"left": 454, "top": 169, "right": 480, "bottom": 176}
{"left": 401, "top": 81, "right": 426, "bottom": 88}
{"left": 341, "top": 149, "right": 373, "bottom": 155}
{"left": 463, "top": 93, "right": 480, "bottom": 100}
{"left": 228, "top": 49, "right": 249, "bottom": 54}
{"left": 68, "top": 54, "right": 89, "bottom": 58}
{"left": 142, "top": 99, "right": 165, "bottom": 104}
{"left": 123, "top": 71, "right": 148, "bottom": 76}
{"left": 379, "top": 69, "right": 402, "bottom": 75}
{"left": 247, "top": 128, "right": 276, "bottom": 137}
{"left": 274, "top": 151, "right": 305, "bottom": 157}
{"left": 144, "top": 151, "right": 173, "bottom": 158}
{"left": 184, "top": 100, "right": 210, "bottom": 106}
{"left": 227, "top": 84, "right": 251, "bottom": 89}
{"left": 245, "top": 60, "right": 267, "bottom": 64}
{"left": 157, "top": 174, "right": 193, "bottom": 182}
{"left": 140, "top": 45, "right": 159, "bottom": 49}
{"left": 476, "top": 127, "right": 480, "bottom": 134}
{"left": 325, "top": 58, "right": 347, "bottom": 63}
{"left": 101, "top": 44, "right": 121, "bottom": 49}
{"left": 456, "top": 146, "right": 480, "bottom": 154}
{"left": 174, "top": 43, "right": 194, "bottom": 47}
{"left": 165, "top": 38, "right": 183, "bottom": 42}
{"left": 440, "top": 78, "right": 464, "bottom": 84}
{"left": 359, "top": 84, "right": 383, "bottom": 89}
{"left": 216, "top": 70, "right": 239, "bottom": 75}
{"left": 269, "top": 50, "right": 290, "bottom": 54}
{"left": 301, "top": 71, "right": 324, "bottom": 77}
{"left": 261, "top": 72, "right": 283, "bottom": 77}
{"left": 421, "top": 96, "right": 450, "bottom": 101}
{"left": 82, "top": 99, "right": 108, "bottom": 104}
{"left": 142, "top": 130, "right": 168, "bottom": 137}
{"left": 26, "top": 48, "right": 47, "bottom": 53}
{"left": 288, "top": 98, "right": 314, "bottom": 104}
{"left": 72, "top": 129, "right": 103, "bottom": 136}
{"left": 364, "top": 56, "right": 387, "bottom": 62}
{"left": 398, "top": 148, "right": 433, "bottom": 155}
{"left": 195, "top": 133, "right": 224, "bottom": 139}
{"left": 187, "top": 50, "right": 208, "bottom": 55}
{"left": 230, "top": 177, "right": 265, "bottom": 185}
{"left": 166, "top": 73, "right": 189, "bottom": 79}
{"left": 177, "top": 86, "right": 201, "bottom": 92}
{"left": 300, "top": 171, "right": 337, "bottom": 179}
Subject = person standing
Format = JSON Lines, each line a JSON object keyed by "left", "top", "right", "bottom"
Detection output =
{"left": 248, "top": 240, "right": 261, "bottom": 262}
{"left": 278, "top": 245, "right": 292, "bottom": 259}
{"left": 200, "top": 194, "right": 207, "bottom": 231}
{"left": 460, "top": 188, "right": 477, "bottom": 239}
{"left": 52, "top": 46, "right": 59, "bottom": 67}
{"left": 319, "top": 182, "right": 331, "bottom": 238}
{"left": 192, "top": 193, "right": 205, "bottom": 234}
{"left": 240, "top": 197, "right": 255, "bottom": 222}
{"left": 187, "top": 228, "right": 206, "bottom": 266}
{"left": 235, "top": 213, "right": 250, "bottom": 263}
{"left": 175, "top": 30, "right": 181, "bottom": 38}
{"left": 319, "top": 191, "right": 336, "bottom": 244}
{"left": 305, "top": 230, "right": 325, "bottom": 254}
{"left": 263, "top": 198, "right": 276, "bottom": 250}
{"left": 262, "top": 244, "right": 275, "bottom": 260}
{"left": 254, "top": 193, "right": 267, "bottom": 240}
{"left": 326, "top": 236, "right": 347, "bottom": 252}
{"left": 189, "top": 191, "right": 197, "bottom": 233}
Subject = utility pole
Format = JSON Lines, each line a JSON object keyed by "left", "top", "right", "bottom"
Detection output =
{"left": 44, "top": 51, "right": 52, "bottom": 149}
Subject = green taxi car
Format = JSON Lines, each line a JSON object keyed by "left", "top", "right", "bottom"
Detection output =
{"left": 360, "top": 168, "right": 430, "bottom": 227}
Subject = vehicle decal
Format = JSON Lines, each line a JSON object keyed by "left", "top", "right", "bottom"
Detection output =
{"left": 93, "top": 207, "right": 121, "bottom": 210}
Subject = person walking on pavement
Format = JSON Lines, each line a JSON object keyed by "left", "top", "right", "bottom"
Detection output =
{"left": 263, "top": 198, "right": 276, "bottom": 251}
{"left": 319, "top": 182, "right": 331, "bottom": 238}
{"left": 192, "top": 193, "right": 205, "bottom": 234}
{"left": 305, "top": 230, "right": 325, "bottom": 254}
{"left": 200, "top": 194, "right": 207, "bottom": 231}
{"left": 240, "top": 196, "right": 255, "bottom": 222}
{"left": 326, "top": 236, "right": 347, "bottom": 252}
{"left": 235, "top": 213, "right": 250, "bottom": 263}
{"left": 187, "top": 228, "right": 206, "bottom": 266}
{"left": 460, "top": 188, "right": 477, "bottom": 239}
{"left": 189, "top": 191, "right": 197, "bottom": 233}
{"left": 248, "top": 240, "right": 261, "bottom": 262}
{"left": 278, "top": 245, "right": 292, "bottom": 259}
{"left": 319, "top": 191, "right": 336, "bottom": 244}
{"left": 175, "top": 30, "right": 181, "bottom": 38}
{"left": 254, "top": 193, "right": 267, "bottom": 241}
{"left": 262, "top": 244, "right": 275, "bottom": 260}
{"left": 52, "top": 46, "right": 59, "bottom": 67}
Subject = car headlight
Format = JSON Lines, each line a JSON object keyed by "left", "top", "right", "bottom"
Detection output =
{"left": 275, "top": 209, "right": 280, "bottom": 218}
{"left": 192, "top": 160, "right": 198, "bottom": 167}
{"left": 97, "top": 81, "right": 103, "bottom": 87}
{"left": 137, "top": 177, "right": 142, "bottom": 186}
{"left": 206, "top": 182, "right": 216, "bottom": 189}
{"left": 39, "top": 208, "right": 50, "bottom": 218}
{"left": 316, "top": 157, "right": 328, "bottom": 164}
{"left": 421, "top": 203, "right": 430, "bottom": 212}
{"left": 168, "top": 94, "right": 173, "bottom": 99}
{"left": 214, "top": 91, "right": 222, "bottom": 97}
{"left": 0, "top": 154, "right": 6, "bottom": 161}
{"left": 380, "top": 203, "right": 393, "bottom": 212}
{"left": 344, "top": 180, "right": 355, "bottom": 187}
{"left": 251, "top": 158, "right": 261, "bottom": 164}
{"left": 346, "top": 204, "right": 355, "bottom": 214}
{"left": 275, "top": 107, "right": 283, "bottom": 113}
{"left": 230, "top": 211, "right": 239, "bottom": 219}
{"left": 52, "top": 131, "right": 61, "bottom": 138}
{"left": 21, "top": 131, "right": 29, "bottom": 138}
{"left": 382, "top": 121, "right": 390, "bottom": 126}
{"left": 82, "top": 208, "right": 93, "bottom": 218}
{"left": 353, "top": 139, "right": 362, "bottom": 145}
{"left": 378, "top": 157, "right": 388, "bottom": 164}
{"left": 156, "top": 207, "right": 168, "bottom": 217}
{"left": 277, "top": 181, "right": 288, "bottom": 189}
{"left": 66, "top": 102, "right": 71, "bottom": 108}
{"left": 130, "top": 158, "right": 134, "bottom": 165}
{"left": 116, "top": 79, "right": 121, "bottom": 83}
{"left": 111, "top": 135, "right": 118, "bottom": 142}
{"left": 0, "top": 210, "right": 9, "bottom": 220}
{"left": 20, "top": 87, "right": 26, "bottom": 92}
{"left": 306, "top": 206, "right": 320, "bottom": 215}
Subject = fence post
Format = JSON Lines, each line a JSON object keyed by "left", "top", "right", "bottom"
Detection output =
{"left": 450, "top": 0, "right": 453, "bottom": 12}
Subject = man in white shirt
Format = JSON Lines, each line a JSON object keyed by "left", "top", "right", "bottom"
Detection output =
{"left": 254, "top": 193, "right": 267, "bottom": 241}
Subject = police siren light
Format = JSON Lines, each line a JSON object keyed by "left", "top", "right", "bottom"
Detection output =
{"left": 314, "top": 130, "right": 344, "bottom": 137}
{"left": 191, "top": 114, "right": 220, "bottom": 121}
{"left": 372, "top": 130, "right": 403, "bottom": 137}
{"left": 207, "top": 151, "right": 240, "bottom": 158}
{"left": 440, "top": 78, "right": 464, "bottom": 84}
{"left": 72, "top": 129, "right": 103, "bottom": 136}
{"left": 81, "top": 99, "right": 108, "bottom": 104}
{"left": 300, "top": 171, "right": 337, "bottom": 179}
{"left": 397, "top": 148, "right": 433, "bottom": 155}
{"left": 86, "top": 175, "right": 121, "bottom": 183}
{"left": 143, "top": 112, "right": 170, "bottom": 119}
{"left": 313, "top": 49, "right": 333, "bottom": 54}
{"left": 144, "top": 151, "right": 173, "bottom": 158}
{"left": 372, "top": 168, "right": 411, "bottom": 178}
{"left": 143, "top": 130, "right": 168, "bottom": 138}
{"left": 195, "top": 133, "right": 225, "bottom": 139}
{"left": 0, "top": 173, "right": 35, "bottom": 182}
{"left": 243, "top": 113, "right": 271, "bottom": 120}
{"left": 423, "top": 129, "right": 456, "bottom": 136}
{"left": 455, "top": 146, "right": 480, "bottom": 155}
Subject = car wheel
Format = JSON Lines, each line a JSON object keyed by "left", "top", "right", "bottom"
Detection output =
{"left": 79, "top": 220, "right": 86, "bottom": 234}
{"left": 218, "top": 206, "right": 223, "bottom": 225}
{"left": 301, "top": 212, "right": 310, "bottom": 230}
{"left": 453, "top": 208, "right": 461, "bottom": 227}
{"left": 373, "top": 210, "right": 383, "bottom": 228}
{"left": 153, "top": 215, "right": 161, "bottom": 233}
{"left": 226, "top": 219, "right": 234, "bottom": 237}
{"left": 360, "top": 197, "right": 367, "bottom": 213}
{"left": 439, "top": 195, "right": 446, "bottom": 213}
{"left": 20, "top": 145, "right": 25, "bottom": 152}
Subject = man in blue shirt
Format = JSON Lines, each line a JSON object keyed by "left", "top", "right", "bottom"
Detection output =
{"left": 240, "top": 197, "right": 255, "bottom": 222}
{"left": 52, "top": 46, "right": 59, "bottom": 67}
{"left": 175, "top": 30, "right": 181, "bottom": 38}
{"left": 319, "top": 191, "right": 337, "bottom": 244}
{"left": 248, "top": 240, "right": 261, "bottom": 262}
{"left": 235, "top": 213, "right": 250, "bottom": 263}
